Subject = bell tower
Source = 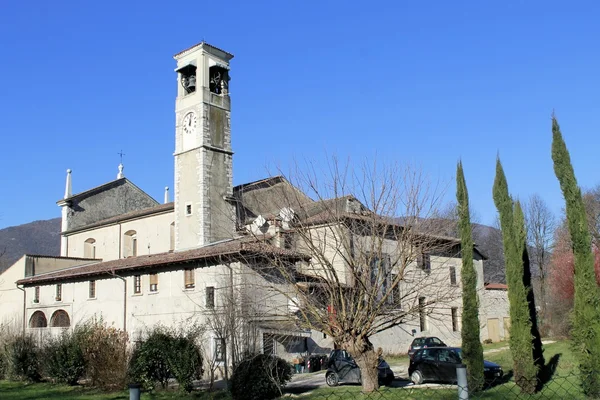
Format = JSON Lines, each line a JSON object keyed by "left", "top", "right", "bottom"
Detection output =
{"left": 173, "top": 42, "right": 235, "bottom": 250}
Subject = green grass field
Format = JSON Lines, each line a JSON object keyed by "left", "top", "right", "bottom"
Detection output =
{"left": 0, "top": 340, "right": 586, "bottom": 400}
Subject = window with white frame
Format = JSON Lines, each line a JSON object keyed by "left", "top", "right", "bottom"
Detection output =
{"left": 133, "top": 275, "right": 142, "bottom": 294}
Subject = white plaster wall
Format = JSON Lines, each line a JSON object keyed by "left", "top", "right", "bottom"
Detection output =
{"left": 23, "top": 262, "right": 259, "bottom": 341}
{"left": 65, "top": 212, "right": 174, "bottom": 261}
{"left": 0, "top": 257, "right": 26, "bottom": 326}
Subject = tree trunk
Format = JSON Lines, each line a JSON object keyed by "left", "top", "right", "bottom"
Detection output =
{"left": 343, "top": 337, "right": 380, "bottom": 393}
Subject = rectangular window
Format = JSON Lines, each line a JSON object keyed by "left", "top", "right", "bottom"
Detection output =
{"left": 33, "top": 286, "right": 40, "bottom": 303}
{"left": 184, "top": 269, "right": 195, "bottom": 289}
{"left": 391, "top": 274, "right": 401, "bottom": 308}
{"left": 149, "top": 273, "right": 158, "bottom": 292}
{"left": 134, "top": 275, "right": 142, "bottom": 294}
{"left": 132, "top": 238, "right": 138, "bottom": 257}
{"left": 185, "top": 203, "right": 192, "bottom": 216}
{"left": 418, "top": 253, "right": 431, "bottom": 273}
{"left": 449, "top": 266, "right": 457, "bottom": 286}
{"left": 56, "top": 284, "right": 62, "bottom": 301}
{"left": 451, "top": 307, "right": 459, "bottom": 332}
{"left": 215, "top": 337, "right": 226, "bottom": 362}
{"left": 419, "top": 296, "right": 427, "bottom": 331}
{"left": 206, "top": 286, "right": 215, "bottom": 308}
{"left": 89, "top": 280, "right": 96, "bottom": 299}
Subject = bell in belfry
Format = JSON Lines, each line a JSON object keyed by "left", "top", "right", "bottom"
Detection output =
{"left": 187, "top": 74, "right": 196, "bottom": 91}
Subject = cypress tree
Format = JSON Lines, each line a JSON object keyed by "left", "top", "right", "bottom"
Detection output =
{"left": 492, "top": 158, "right": 538, "bottom": 394}
{"left": 551, "top": 116, "right": 600, "bottom": 397}
{"left": 456, "top": 161, "right": 484, "bottom": 392}
{"left": 513, "top": 201, "right": 545, "bottom": 374}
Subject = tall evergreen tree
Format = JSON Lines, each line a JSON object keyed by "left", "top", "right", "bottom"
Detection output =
{"left": 456, "top": 161, "right": 484, "bottom": 392}
{"left": 513, "top": 201, "right": 545, "bottom": 372}
{"left": 493, "top": 158, "right": 538, "bottom": 394}
{"left": 551, "top": 116, "right": 600, "bottom": 397}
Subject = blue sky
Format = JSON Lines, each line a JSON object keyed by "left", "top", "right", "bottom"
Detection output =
{"left": 1, "top": 0, "right": 600, "bottom": 229}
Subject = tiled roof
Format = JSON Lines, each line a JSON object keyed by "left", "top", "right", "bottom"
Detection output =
{"left": 301, "top": 211, "right": 461, "bottom": 244}
{"left": 173, "top": 42, "right": 234, "bottom": 59}
{"left": 63, "top": 203, "right": 174, "bottom": 235}
{"left": 485, "top": 283, "right": 508, "bottom": 290}
{"left": 17, "top": 238, "right": 309, "bottom": 286}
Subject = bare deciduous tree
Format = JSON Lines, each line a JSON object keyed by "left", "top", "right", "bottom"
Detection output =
{"left": 242, "top": 159, "right": 461, "bottom": 392}
{"left": 523, "top": 194, "right": 556, "bottom": 317}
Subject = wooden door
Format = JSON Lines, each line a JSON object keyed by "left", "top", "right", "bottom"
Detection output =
{"left": 488, "top": 318, "right": 500, "bottom": 342}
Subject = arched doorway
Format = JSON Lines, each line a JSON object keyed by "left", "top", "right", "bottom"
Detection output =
{"left": 29, "top": 311, "right": 47, "bottom": 328}
{"left": 50, "top": 310, "right": 70, "bottom": 328}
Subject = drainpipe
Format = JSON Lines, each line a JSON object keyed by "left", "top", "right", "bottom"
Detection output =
{"left": 16, "top": 284, "right": 26, "bottom": 335}
{"left": 109, "top": 271, "right": 127, "bottom": 333}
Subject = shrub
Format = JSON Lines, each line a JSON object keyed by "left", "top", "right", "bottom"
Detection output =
{"left": 0, "top": 349, "right": 6, "bottom": 380}
{"left": 129, "top": 327, "right": 203, "bottom": 392}
{"left": 77, "top": 321, "right": 129, "bottom": 390}
{"left": 230, "top": 353, "right": 292, "bottom": 400}
{"left": 4, "top": 335, "right": 41, "bottom": 382}
{"left": 43, "top": 331, "right": 85, "bottom": 385}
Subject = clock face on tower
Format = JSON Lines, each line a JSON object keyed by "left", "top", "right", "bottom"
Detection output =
{"left": 182, "top": 112, "right": 197, "bottom": 134}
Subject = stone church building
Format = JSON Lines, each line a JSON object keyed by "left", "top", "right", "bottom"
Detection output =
{"left": 0, "top": 42, "right": 510, "bottom": 364}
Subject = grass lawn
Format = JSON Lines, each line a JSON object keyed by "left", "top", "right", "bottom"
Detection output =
{"left": 0, "top": 381, "right": 232, "bottom": 400}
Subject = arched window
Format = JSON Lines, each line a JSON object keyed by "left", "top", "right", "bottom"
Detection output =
{"left": 50, "top": 310, "right": 70, "bottom": 328}
{"left": 169, "top": 222, "right": 175, "bottom": 252}
{"left": 123, "top": 230, "right": 137, "bottom": 258}
{"left": 29, "top": 311, "right": 47, "bottom": 328}
{"left": 84, "top": 238, "right": 96, "bottom": 258}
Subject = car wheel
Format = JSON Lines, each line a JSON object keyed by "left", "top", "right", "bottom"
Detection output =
{"left": 411, "top": 370, "right": 424, "bottom": 385}
{"left": 383, "top": 373, "right": 394, "bottom": 386}
{"left": 326, "top": 372, "right": 339, "bottom": 387}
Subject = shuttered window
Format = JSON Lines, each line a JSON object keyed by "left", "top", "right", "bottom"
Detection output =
{"left": 184, "top": 269, "right": 195, "bottom": 289}
{"left": 149, "top": 274, "right": 158, "bottom": 292}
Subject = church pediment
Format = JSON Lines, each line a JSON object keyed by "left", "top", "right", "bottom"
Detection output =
{"left": 59, "top": 178, "right": 159, "bottom": 232}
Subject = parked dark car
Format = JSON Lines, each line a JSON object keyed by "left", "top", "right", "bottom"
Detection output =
{"left": 407, "top": 336, "right": 447, "bottom": 359}
{"left": 408, "top": 347, "right": 503, "bottom": 385}
{"left": 325, "top": 349, "right": 394, "bottom": 386}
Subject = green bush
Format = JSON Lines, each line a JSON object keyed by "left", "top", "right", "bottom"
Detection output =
{"left": 43, "top": 331, "right": 85, "bottom": 385}
{"left": 230, "top": 353, "right": 292, "bottom": 400}
{"left": 129, "top": 327, "right": 203, "bottom": 392}
{"left": 4, "top": 335, "right": 41, "bottom": 382}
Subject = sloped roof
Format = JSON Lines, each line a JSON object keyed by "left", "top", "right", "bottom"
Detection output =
{"left": 173, "top": 41, "right": 234, "bottom": 59}
{"left": 17, "top": 237, "right": 309, "bottom": 286}
{"left": 234, "top": 176, "right": 314, "bottom": 223}
{"left": 485, "top": 283, "right": 508, "bottom": 290}
{"left": 63, "top": 202, "right": 174, "bottom": 235}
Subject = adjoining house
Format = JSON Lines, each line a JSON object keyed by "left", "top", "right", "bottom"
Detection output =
{"left": 0, "top": 42, "right": 510, "bottom": 369}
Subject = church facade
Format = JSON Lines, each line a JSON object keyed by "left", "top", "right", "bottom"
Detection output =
{"left": 0, "top": 42, "right": 510, "bottom": 363}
